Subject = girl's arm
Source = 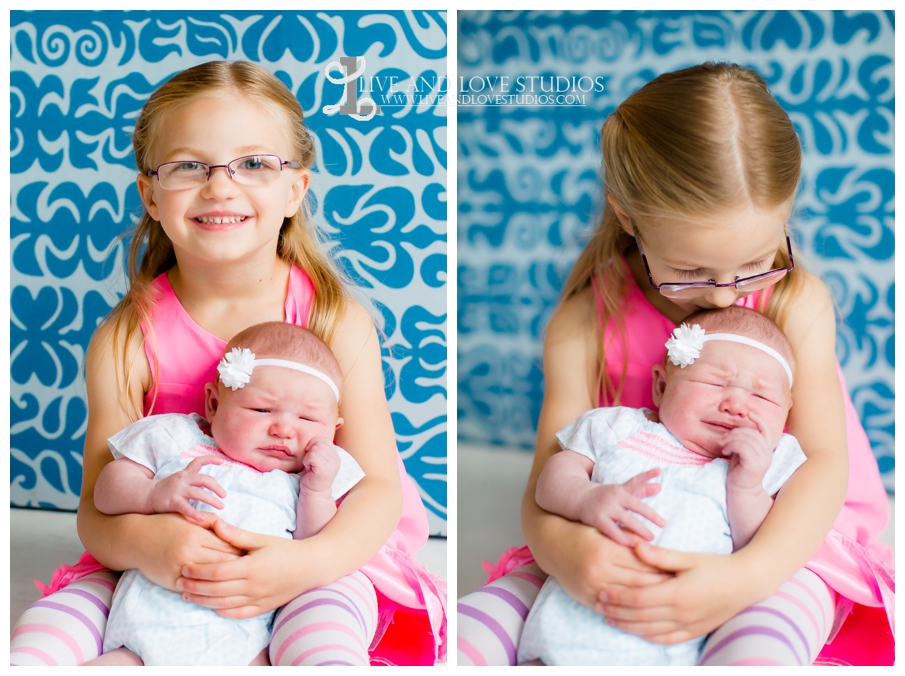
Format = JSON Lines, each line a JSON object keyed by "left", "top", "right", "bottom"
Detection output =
{"left": 178, "top": 301, "right": 403, "bottom": 618}
{"left": 523, "top": 289, "right": 673, "bottom": 608}
{"left": 77, "top": 320, "right": 243, "bottom": 591}
{"left": 599, "top": 274, "right": 849, "bottom": 643}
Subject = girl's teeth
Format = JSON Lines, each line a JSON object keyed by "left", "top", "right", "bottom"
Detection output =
{"left": 196, "top": 216, "right": 247, "bottom": 224}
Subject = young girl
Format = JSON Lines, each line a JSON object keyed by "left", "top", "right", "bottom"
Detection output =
{"left": 10, "top": 60, "right": 445, "bottom": 667}
{"left": 89, "top": 322, "right": 365, "bottom": 665}
{"left": 520, "top": 307, "right": 807, "bottom": 665}
{"left": 457, "top": 62, "right": 893, "bottom": 666}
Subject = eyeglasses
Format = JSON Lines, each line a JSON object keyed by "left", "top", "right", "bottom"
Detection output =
{"left": 146, "top": 154, "right": 301, "bottom": 190}
{"left": 632, "top": 221, "right": 794, "bottom": 300}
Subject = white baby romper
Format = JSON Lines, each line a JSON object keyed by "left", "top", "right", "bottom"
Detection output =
{"left": 518, "top": 406, "right": 806, "bottom": 666}
{"left": 102, "top": 413, "right": 364, "bottom": 666}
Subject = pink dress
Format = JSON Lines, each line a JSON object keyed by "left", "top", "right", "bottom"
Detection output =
{"left": 43, "top": 266, "right": 446, "bottom": 665}
{"left": 489, "top": 265, "right": 894, "bottom": 664}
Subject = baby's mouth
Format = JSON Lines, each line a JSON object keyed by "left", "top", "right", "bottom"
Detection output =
{"left": 195, "top": 216, "right": 248, "bottom": 225}
{"left": 260, "top": 445, "right": 291, "bottom": 456}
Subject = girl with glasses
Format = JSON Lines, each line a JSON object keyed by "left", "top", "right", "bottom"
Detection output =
{"left": 10, "top": 61, "right": 445, "bottom": 666}
{"left": 458, "top": 62, "right": 892, "bottom": 666}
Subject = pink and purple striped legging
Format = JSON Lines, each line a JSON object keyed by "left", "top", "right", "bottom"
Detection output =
{"left": 10, "top": 570, "right": 377, "bottom": 666}
{"left": 457, "top": 564, "right": 835, "bottom": 665}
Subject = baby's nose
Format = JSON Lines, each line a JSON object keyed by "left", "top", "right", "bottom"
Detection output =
{"left": 269, "top": 418, "right": 295, "bottom": 438}
{"left": 719, "top": 390, "right": 748, "bottom": 415}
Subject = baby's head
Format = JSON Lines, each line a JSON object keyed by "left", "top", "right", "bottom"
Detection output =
{"left": 204, "top": 322, "right": 343, "bottom": 473}
{"left": 651, "top": 306, "right": 794, "bottom": 457}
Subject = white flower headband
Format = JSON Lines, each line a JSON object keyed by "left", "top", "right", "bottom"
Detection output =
{"left": 217, "top": 347, "right": 340, "bottom": 400}
{"left": 665, "top": 323, "right": 794, "bottom": 386}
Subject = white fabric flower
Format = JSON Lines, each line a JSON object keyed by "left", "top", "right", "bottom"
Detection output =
{"left": 665, "top": 323, "right": 706, "bottom": 368}
{"left": 218, "top": 347, "right": 256, "bottom": 390}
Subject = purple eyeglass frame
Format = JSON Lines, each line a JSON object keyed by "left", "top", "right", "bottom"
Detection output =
{"left": 631, "top": 220, "right": 794, "bottom": 298}
{"left": 145, "top": 154, "right": 301, "bottom": 188}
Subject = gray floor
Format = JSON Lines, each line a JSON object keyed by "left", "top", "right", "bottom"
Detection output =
{"left": 10, "top": 508, "right": 446, "bottom": 628}
{"left": 458, "top": 442, "right": 896, "bottom": 597}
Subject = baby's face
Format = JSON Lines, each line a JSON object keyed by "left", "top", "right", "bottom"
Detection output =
{"left": 653, "top": 340, "right": 792, "bottom": 458}
{"left": 205, "top": 365, "right": 341, "bottom": 473}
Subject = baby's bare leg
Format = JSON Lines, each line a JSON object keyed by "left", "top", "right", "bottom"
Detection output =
{"left": 82, "top": 648, "right": 143, "bottom": 665}
{"left": 249, "top": 648, "right": 270, "bottom": 665}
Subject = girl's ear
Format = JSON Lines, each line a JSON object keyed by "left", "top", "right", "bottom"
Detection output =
{"left": 284, "top": 170, "right": 310, "bottom": 218}
{"left": 651, "top": 363, "right": 668, "bottom": 407}
{"left": 607, "top": 194, "right": 632, "bottom": 236}
{"left": 137, "top": 173, "right": 161, "bottom": 221}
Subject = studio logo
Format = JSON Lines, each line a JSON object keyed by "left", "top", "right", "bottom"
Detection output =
{"left": 323, "top": 56, "right": 381, "bottom": 121}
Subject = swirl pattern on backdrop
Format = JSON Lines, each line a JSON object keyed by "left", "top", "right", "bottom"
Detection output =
{"left": 457, "top": 10, "right": 894, "bottom": 493}
{"left": 11, "top": 10, "right": 448, "bottom": 534}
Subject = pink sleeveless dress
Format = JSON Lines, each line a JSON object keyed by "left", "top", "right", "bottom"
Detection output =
{"left": 43, "top": 267, "right": 446, "bottom": 665}
{"left": 487, "top": 264, "right": 893, "bottom": 664}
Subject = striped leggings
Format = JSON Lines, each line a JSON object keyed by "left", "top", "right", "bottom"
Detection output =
{"left": 10, "top": 570, "right": 377, "bottom": 666}
{"left": 457, "top": 564, "right": 835, "bottom": 666}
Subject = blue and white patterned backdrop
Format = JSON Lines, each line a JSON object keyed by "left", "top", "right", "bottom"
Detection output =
{"left": 10, "top": 10, "right": 448, "bottom": 534}
{"left": 458, "top": 10, "right": 894, "bottom": 493}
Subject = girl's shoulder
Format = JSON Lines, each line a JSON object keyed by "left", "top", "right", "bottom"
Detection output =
{"left": 545, "top": 286, "right": 597, "bottom": 347}
{"left": 778, "top": 269, "right": 835, "bottom": 346}
{"left": 328, "top": 297, "right": 380, "bottom": 367}
{"left": 86, "top": 310, "right": 151, "bottom": 392}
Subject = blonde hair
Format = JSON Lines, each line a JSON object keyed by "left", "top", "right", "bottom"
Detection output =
{"left": 561, "top": 62, "right": 810, "bottom": 405}
{"left": 107, "top": 61, "right": 352, "bottom": 420}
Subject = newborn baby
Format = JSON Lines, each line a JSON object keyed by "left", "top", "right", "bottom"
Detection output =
{"left": 88, "top": 322, "right": 363, "bottom": 666}
{"left": 518, "top": 306, "right": 806, "bottom": 666}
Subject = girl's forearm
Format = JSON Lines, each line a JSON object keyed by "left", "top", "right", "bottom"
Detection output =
{"left": 522, "top": 477, "right": 584, "bottom": 579}
{"left": 77, "top": 499, "right": 150, "bottom": 572}
{"left": 733, "top": 451, "right": 847, "bottom": 594}
{"left": 727, "top": 486, "right": 773, "bottom": 550}
{"left": 299, "top": 474, "right": 402, "bottom": 585}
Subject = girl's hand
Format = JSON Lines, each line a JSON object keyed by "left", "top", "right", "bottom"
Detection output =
{"left": 544, "top": 516, "right": 674, "bottom": 610}
{"left": 133, "top": 512, "right": 244, "bottom": 592}
{"left": 178, "top": 519, "right": 322, "bottom": 619}
{"left": 596, "top": 542, "right": 758, "bottom": 644}
{"left": 148, "top": 456, "right": 227, "bottom": 522}
{"left": 578, "top": 469, "right": 666, "bottom": 546}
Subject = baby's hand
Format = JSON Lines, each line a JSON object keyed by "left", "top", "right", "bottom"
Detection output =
{"left": 299, "top": 437, "right": 341, "bottom": 495}
{"left": 721, "top": 413, "right": 774, "bottom": 492}
{"left": 578, "top": 468, "right": 666, "bottom": 547}
{"left": 148, "top": 456, "right": 227, "bottom": 522}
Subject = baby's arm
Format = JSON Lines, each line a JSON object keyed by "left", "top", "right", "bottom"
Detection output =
{"left": 94, "top": 455, "right": 227, "bottom": 523}
{"left": 294, "top": 438, "right": 341, "bottom": 540}
{"left": 537, "top": 450, "right": 665, "bottom": 547}
{"left": 721, "top": 414, "right": 776, "bottom": 550}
